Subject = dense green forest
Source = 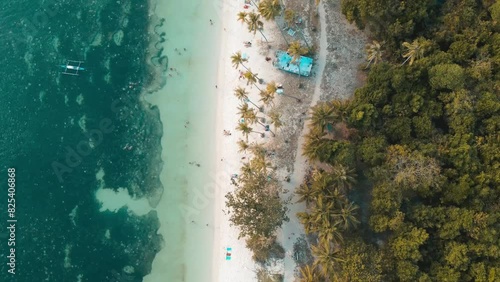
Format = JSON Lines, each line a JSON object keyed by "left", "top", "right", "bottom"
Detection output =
{"left": 297, "top": 0, "right": 500, "bottom": 281}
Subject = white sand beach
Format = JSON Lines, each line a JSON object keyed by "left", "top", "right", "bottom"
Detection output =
{"left": 212, "top": 1, "right": 278, "bottom": 281}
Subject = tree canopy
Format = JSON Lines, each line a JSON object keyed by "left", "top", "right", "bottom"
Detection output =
{"left": 298, "top": 0, "right": 500, "bottom": 280}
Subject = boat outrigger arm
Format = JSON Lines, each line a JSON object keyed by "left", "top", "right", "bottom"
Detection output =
{"left": 61, "top": 60, "right": 85, "bottom": 76}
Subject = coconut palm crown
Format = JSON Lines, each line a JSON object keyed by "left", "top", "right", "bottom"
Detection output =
{"left": 258, "top": 0, "right": 282, "bottom": 21}
{"left": 246, "top": 12, "right": 269, "bottom": 43}
{"left": 402, "top": 37, "right": 432, "bottom": 66}
{"left": 231, "top": 51, "right": 249, "bottom": 70}
{"left": 365, "top": 40, "right": 383, "bottom": 68}
{"left": 287, "top": 41, "right": 308, "bottom": 62}
{"left": 310, "top": 102, "right": 337, "bottom": 133}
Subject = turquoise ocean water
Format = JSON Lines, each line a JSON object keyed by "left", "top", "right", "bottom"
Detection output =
{"left": 0, "top": 0, "right": 172, "bottom": 281}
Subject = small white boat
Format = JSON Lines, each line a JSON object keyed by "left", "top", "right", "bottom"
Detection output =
{"left": 60, "top": 60, "right": 85, "bottom": 76}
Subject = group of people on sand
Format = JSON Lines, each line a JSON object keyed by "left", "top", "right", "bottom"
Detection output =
{"left": 223, "top": 130, "right": 232, "bottom": 136}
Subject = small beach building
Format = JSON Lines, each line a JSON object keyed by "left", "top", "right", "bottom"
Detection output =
{"left": 274, "top": 50, "right": 313, "bottom": 77}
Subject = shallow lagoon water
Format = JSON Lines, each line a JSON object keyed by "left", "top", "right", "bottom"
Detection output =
{"left": 143, "top": 0, "right": 221, "bottom": 281}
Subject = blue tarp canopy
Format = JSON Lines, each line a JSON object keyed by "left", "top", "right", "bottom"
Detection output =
{"left": 274, "top": 50, "right": 313, "bottom": 77}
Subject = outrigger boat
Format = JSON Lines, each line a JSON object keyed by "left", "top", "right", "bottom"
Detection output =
{"left": 60, "top": 60, "right": 85, "bottom": 76}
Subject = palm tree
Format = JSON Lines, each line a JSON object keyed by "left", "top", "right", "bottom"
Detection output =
{"left": 237, "top": 139, "right": 250, "bottom": 153}
{"left": 295, "top": 183, "right": 317, "bottom": 207}
{"left": 268, "top": 109, "right": 283, "bottom": 135}
{"left": 238, "top": 103, "right": 253, "bottom": 121}
{"left": 258, "top": 0, "right": 281, "bottom": 21}
{"left": 287, "top": 41, "right": 308, "bottom": 63}
{"left": 230, "top": 51, "right": 249, "bottom": 71}
{"left": 284, "top": 9, "right": 296, "bottom": 27}
{"left": 246, "top": 12, "right": 269, "bottom": 43}
{"left": 310, "top": 102, "right": 337, "bottom": 133}
{"left": 234, "top": 87, "right": 261, "bottom": 110}
{"left": 365, "top": 40, "right": 383, "bottom": 68}
{"left": 258, "top": 0, "right": 289, "bottom": 45}
{"left": 259, "top": 89, "right": 274, "bottom": 107}
{"left": 236, "top": 122, "right": 264, "bottom": 141}
{"left": 318, "top": 221, "right": 344, "bottom": 244}
{"left": 329, "top": 99, "right": 350, "bottom": 123}
{"left": 245, "top": 109, "right": 276, "bottom": 138}
{"left": 237, "top": 11, "right": 247, "bottom": 24}
{"left": 297, "top": 212, "right": 316, "bottom": 234}
{"left": 331, "top": 164, "right": 357, "bottom": 192}
{"left": 288, "top": 40, "right": 309, "bottom": 78}
{"left": 333, "top": 200, "right": 360, "bottom": 231}
{"left": 244, "top": 108, "right": 265, "bottom": 127}
{"left": 265, "top": 81, "right": 278, "bottom": 94}
{"left": 249, "top": 142, "right": 266, "bottom": 158}
{"left": 311, "top": 194, "right": 334, "bottom": 228}
{"left": 298, "top": 265, "right": 323, "bottom": 282}
{"left": 311, "top": 240, "right": 344, "bottom": 279}
{"left": 311, "top": 169, "right": 333, "bottom": 193}
{"left": 401, "top": 37, "right": 431, "bottom": 66}
{"left": 240, "top": 161, "right": 254, "bottom": 176}
{"left": 302, "top": 129, "right": 327, "bottom": 161}
{"left": 258, "top": 81, "right": 278, "bottom": 106}
{"left": 237, "top": 122, "right": 253, "bottom": 141}
{"left": 243, "top": 69, "right": 262, "bottom": 91}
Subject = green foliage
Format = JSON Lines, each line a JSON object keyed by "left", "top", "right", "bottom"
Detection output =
{"left": 334, "top": 238, "right": 385, "bottom": 281}
{"left": 256, "top": 267, "right": 283, "bottom": 282}
{"left": 444, "top": 242, "right": 470, "bottom": 270}
{"left": 390, "top": 225, "right": 428, "bottom": 262}
{"left": 249, "top": 237, "right": 285, "bottom": 263}
{"left": 258, "top": 0, "right": 281, "bottom": 21}
{"left": 358, "top": 135, "right": 387, "bottom": 165}
{"left": 225, "top": 152, "right": 288, "bottom": 262}
{"left": 448, "top": 40, "right": 476, "bottom": 62}
{"left": 340, "top": 0, "right": 435, "bottom": 47}
{"left": 412, "top": 115, "right": 434, "bottom": 138}
{"left": 476, "top": 92, "right": 500, "bottom": 118}
{"left": 297, "top": 1, "right": 500, "bottom": 280}
{"left": 384, "top": 117, "right": 412, "bottom": 142}
{"left": 396, "top": 260, "right": 419, "bottom": 281}
{"left": 429, "top": 63, "right": 465, "bottom": 90}
{"left": 349, "top": 103, "right": 378, "bottom": 128}
{"left": 489, "top": 0, "right": 500, "bottom": 23}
